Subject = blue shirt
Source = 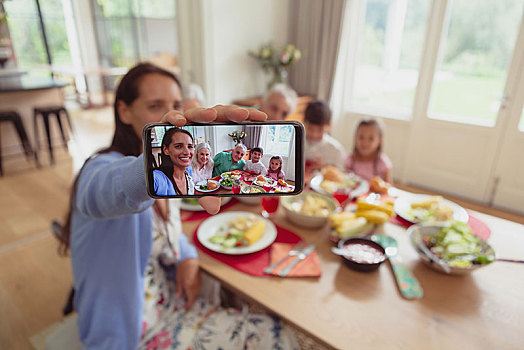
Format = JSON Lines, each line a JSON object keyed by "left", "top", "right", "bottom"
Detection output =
{"left": 71, "top": 152, "right": 197, "bottom": 350}
{"left": 153, "top": 170, "right": 195, "bottom": 196}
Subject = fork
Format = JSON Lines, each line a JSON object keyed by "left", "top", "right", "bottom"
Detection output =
{"left": 264, "top": 242, "right": 306, "bottom": 274}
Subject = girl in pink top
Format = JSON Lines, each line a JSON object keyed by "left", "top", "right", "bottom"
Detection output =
{"left": 345, "top": 118, "right": 392, "bottom": 183}
{"left": 267, "top": 155, "right": 285, "bottom": 181}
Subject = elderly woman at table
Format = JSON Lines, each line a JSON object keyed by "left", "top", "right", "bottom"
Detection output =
{"left": 190, "top": 142, "right": 214, "bottom": 184}
{"left": 58, "top": 63, "right": 297, "bottom": 349}
{"left": 211, "top": 144, "right": 247, "bottom": 177}
{"left": 259, "top": 83, "right": 298, "bottom": 121}
{"left": 153, "top": 127, "right": 196, "bottom": 196}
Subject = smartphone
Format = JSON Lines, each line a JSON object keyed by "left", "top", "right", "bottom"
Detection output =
{"left": 143, "top": 121, "right": 305, "bottom": 198}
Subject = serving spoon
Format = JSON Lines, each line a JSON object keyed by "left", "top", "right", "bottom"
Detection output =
{"left": 371, "top": 234, "right": 424, "bottom": 299}
{"left": 416, "top": 241, "right": 451, "bottom": 274}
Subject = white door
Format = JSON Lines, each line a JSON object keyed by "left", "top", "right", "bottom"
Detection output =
{"left": 490, "top": 28, "right": 524, "bottom": 213}
{"left": 403, "top": 0, "right": 524, "bottom": 204}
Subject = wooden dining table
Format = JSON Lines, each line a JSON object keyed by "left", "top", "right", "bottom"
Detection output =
{"left": 182, "top": 195, "right": 524, "bottom": 350}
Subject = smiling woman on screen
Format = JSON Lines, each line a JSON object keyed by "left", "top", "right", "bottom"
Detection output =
{"left": 154, "top": 127, "right": 196, "bottom": 195}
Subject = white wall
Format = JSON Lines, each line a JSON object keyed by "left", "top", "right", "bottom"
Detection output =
{"left": 177, "top": 0, "right": 290, "bottom": 106}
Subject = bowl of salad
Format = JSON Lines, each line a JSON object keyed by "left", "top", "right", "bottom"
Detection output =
{"left": 408, "top": 221, "right": 495, "bottom": 275}
{"left": 219, "top": 177, "right": 241, "bottom": 190}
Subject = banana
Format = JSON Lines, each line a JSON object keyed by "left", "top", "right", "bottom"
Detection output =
{"left": 356, "top": 198, "right": 395, "bottom": 217}
{"left": 355, "top": 209, "right": 390, "bottom": 224}
{"left": 243, "top": 221, "right": 266, "bottom": 245}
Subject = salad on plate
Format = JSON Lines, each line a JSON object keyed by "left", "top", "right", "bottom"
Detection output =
{"left": 209, "top": 215, "right": 266, "bottom": 248}
{"left": 420, "top": 221, "right": 494, "bottom": 269}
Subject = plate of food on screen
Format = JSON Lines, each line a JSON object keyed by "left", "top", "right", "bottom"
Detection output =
{"left": 195, "top": 179, "right": 220, "bottom": 193}
{"left": 253, "top": 175, "right": 277, "bottom": 188}
{"left": 310, "top": 166, "right": 369, "bottom": 198}
{"left": 220, "top": 171, "right": 242, "bottom": 180}
{"left": 274, "top": 178, "right": 295, "bottom": 193}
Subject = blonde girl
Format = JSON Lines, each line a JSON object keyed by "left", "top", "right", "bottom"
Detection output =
{"left": 266, "top": 155, "right": 285, "bottom": 181}
{"left": 344, "top": 118, "right": 392, "bottom": 183}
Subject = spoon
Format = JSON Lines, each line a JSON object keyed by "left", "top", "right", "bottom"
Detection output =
{"left": 416, "top": 241, "right": 451, "bottom": 274}
{"left": 371, "top": 234, "right": 423, "bottom": 299}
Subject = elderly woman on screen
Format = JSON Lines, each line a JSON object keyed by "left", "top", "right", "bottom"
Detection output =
{"left": 212, "top": 144, "right": 247, "bottom": 177}
{"left": 259, "top": 83, "right": 298, "bottom": 121}
{"left": 191, "top": 142, "right": 214, "bottom": 184}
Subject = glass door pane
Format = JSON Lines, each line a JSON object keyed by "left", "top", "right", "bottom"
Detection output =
{"left": 351, "top": 0, "right": 430, "bottom": 119}
{"left": 41, "top": 0, "right": 72, "bottom": 65}
{"left": 428, "top": 0, "right": 523, "bottom": 126}
{"left": 4, "top": 0, "right": 47, "bottom": 70}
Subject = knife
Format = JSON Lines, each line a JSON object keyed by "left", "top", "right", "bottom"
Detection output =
{"left": 278, "top": 243, "right": 316, "bottom": 277}
{"left": 264, "top": 242, "right": 306, "bottom": 275}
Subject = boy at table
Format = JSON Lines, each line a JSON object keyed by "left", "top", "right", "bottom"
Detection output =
{"left": 212, "top": 144, "right": 247, "bottom": 177}
{"left": 244, "top": 146, "right": 267, "bottom": 175}
{"left": 304, "top": 100, "right": 346, "bottom": 171}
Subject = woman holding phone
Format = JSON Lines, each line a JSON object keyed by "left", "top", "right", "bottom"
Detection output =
{"left": 153, "top": 127, "right": 196, "bottom": 195}
{"left": 57, "top": 63, "right": 296, "bottom": 349}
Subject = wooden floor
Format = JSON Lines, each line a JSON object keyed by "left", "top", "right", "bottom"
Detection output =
{"left": 0, "top": 106, "right": 113, "bottom": 349}
{"left": 0, "top": 106, "right": 522, "bottom": 349}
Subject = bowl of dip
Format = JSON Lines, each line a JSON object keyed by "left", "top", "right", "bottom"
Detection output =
{"left": 337, "top": 238, "right": 387, "bottom": 272}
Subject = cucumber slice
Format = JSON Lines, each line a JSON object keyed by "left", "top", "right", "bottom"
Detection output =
{"left": 222, "top": 237, "right": 238, "bottom": 248}
{"left": 209, "top": 235, "right": 226, "bottom": 245}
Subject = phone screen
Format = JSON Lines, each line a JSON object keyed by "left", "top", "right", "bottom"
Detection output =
{"left": 143, "top": 121, "right": 304, "bottom": 198}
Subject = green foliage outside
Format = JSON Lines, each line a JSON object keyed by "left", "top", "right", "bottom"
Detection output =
{"left": 359, "top": 0, "right": 523, "bottom": 125}
{"left": 4, "top": 0, "right": 71, "bottom": 68}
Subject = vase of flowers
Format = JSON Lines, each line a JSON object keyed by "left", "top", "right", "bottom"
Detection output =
{"left": 249, "top": 43, "right": 302, "bottom": 90}
{"left": 228, "top": 130, "right": 247, "bottom": 145}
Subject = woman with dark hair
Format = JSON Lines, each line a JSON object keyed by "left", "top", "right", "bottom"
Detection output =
{"left": 153, "top": 127, "right": 195, "bottom": 195}
{"left": 56, "top": 63, "right": 298, "bottom": 349}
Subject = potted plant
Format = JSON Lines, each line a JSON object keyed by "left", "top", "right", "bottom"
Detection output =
{"left": 228, "top": 130, "right": 247, "bottom": 145}
{"left": 249, "top": 43, "right": 302, "bottom": 89}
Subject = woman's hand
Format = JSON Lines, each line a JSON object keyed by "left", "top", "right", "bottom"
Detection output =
{"left": 161, "top": 106, "right": 267, "bottom": 214}
{"left": 175, "top": 258, "right": 201, "bottom": 310}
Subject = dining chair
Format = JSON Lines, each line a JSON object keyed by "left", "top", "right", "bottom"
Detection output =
{"left": 0, "top": 110, "right": 39, "bottom": 176}
{"left": 33, "top": 106, "right": 72, "bottom": 165}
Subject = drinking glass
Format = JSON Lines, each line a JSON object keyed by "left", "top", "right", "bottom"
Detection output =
{"left": 333, "top": 187, "right": 350, "bottom": 208}
{"left": 261, "top": 196, "right": 279, "bottom": 218}
{"left": 232, "top": 184, "right": 241, "bottom": 194}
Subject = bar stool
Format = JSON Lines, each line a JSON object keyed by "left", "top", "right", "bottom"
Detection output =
{"left": 33, "top": 106, "right": 72, "bottom": 165}
{"left": 0, "top": 111, "right": 38, "bottom": 176}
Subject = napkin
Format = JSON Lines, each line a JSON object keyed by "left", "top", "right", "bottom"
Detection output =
{"left": 267, "top": 243, "right": 322, "bottom": 277}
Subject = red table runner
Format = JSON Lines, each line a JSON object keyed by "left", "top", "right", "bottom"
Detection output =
{"left": 181, "top": 198, "right": 239, "bottom": 222}
{"left": 193, "top": 224, "right": 302, "bottom": 276}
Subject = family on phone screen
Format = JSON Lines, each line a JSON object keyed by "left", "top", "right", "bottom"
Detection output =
{"left": 153, "top": 129, "right": 286, "bottom": 196}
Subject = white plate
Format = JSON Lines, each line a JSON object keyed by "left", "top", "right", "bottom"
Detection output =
{"left": 180, "top": 197, "right": 232, "bottom": 211}
{"left": 195, "top": 180, "right": 220, "bottom": 193}
{"left": 309, "top": 173, "right": 369, "bottom": 198}
{"left": 254, "top": 177, "right": 276, "bottom": 188}
{"left": 394, "top": 194, "right": 469, "bottom": 224}
{"left": 197, "top": 211, "right": 277, "bottom": 255}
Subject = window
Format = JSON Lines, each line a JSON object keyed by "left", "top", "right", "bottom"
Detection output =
{"left": 92, "top": 0, "right": 177, "bottom": 67}
{"left": 351, "top": 0, "right": 430, "bottom": 118}
{"left": 428, "top": 0, "right": 523, "bottom": 126}
{"left": 265, "top": 125, "right": 293, "bottom": 157}
{"left": 4, "top": 0, "right": 72, "bottom": 74}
